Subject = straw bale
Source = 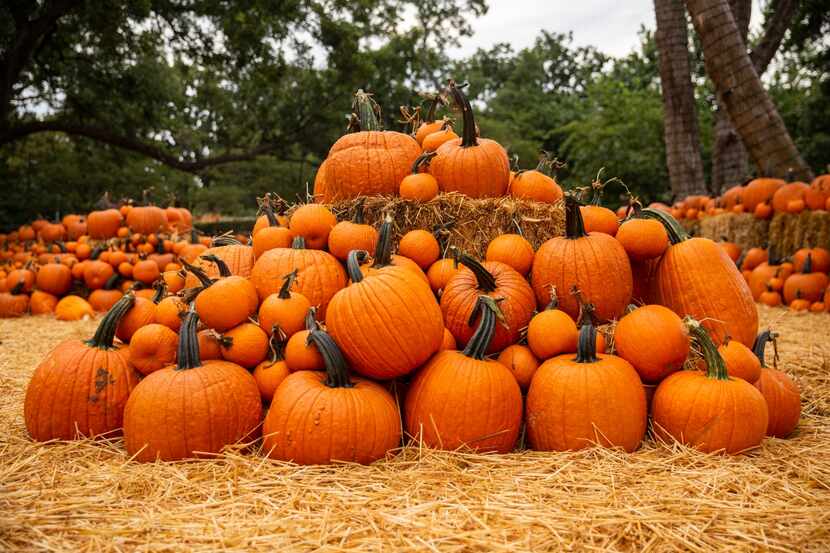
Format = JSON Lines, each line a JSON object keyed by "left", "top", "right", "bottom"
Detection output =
{"left": 769, "top": 211, "right": 830, "bottom": 257}
{"left": 290, "top": 193, "right": 565, "bottom": 257}
{"left": 1, "top": 307, "right": 830, "bottom": 551}
{"left": 697, "top": 213, "right": 770, "bottom": 250}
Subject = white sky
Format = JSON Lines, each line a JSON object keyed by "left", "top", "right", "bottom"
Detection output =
{"left": 450, "top": 0, "right": 764, "bottom": 58}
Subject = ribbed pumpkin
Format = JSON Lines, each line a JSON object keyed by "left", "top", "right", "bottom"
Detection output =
{"left": 526, "top": 319, "right": 646, "bottom": 452}
{"left": 189, "top": 256, "right": 258, "bottom": 332}
{"left": 441, "top": 252, "right": 535, "bottom": 354}
{"left": 531, "top": 197, "right": 632, "bottom": 322}
{"left": 183, "top": 243, "right": 255, "bottom": 288}
{"left": 313, "top": 90, "right": 421, "bottom": 202}
{"left": 642, "top": 208, "right": 757, "bottom": 346}
{"left": 509, "top": 156, "right": 563, "bottom": 204}
{"left": 126, "top": 205, "right": 168, "bottom": 235}
{"left": 24, "top": 295, "right": 140, "bottom": 440}
{"left": 614, "top": 304, "right": 689, "bottom": 384}
{"left": 36, "top": 261, "right": 72, "bottom": 296}
{"left": 258, "top": 271, "right": 312, "bottom": 338}
{"left": 405, "top": 297, "right": 523, "bottom": 453}
{"left": 250, "top": 236, "right": 346, "bottom": 318}
{"left": 753, "top": 330, "right": 800, "bottom": 438}
{"left": 129, "top": 323, "right": 178, "bottom": 376}
{"left": 326, "top": 250, "right": 443, "bottom": 380}
{"left": 87, "top": 209, "right": 123, "bottom": 239}
{"left": 326, "top": 199, "right": 378, "bottom": 261}
{"left": 616, "top": 204, "right": 669, "bottom": 261}
{"left": 428, "top": 80, "right": 510, "bottom": 198}
{"left": 652, "top": 319, "right": 768, "bottom": 454}
{"left": 485, "top": 233, "right": 535, "bottom": 276}
{"left": 123, "top": 309, "right": 262, "bottom": 462}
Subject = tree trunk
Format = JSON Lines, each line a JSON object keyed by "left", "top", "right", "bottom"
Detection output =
{"left": 711, "top": 0, "right": 750, "bottom": 192}
{"left": 686, "top": 0, "right": 813, "bottom": 181}
{"left": 654, "top": 0, "right": 708, "bottom": 199}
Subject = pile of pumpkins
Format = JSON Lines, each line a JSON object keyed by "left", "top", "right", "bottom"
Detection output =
{"left": 737, "top": 245, "right": 830, "bottom": 311}
{"left": 666, "top": 173, "right": 830, "bottom": 222}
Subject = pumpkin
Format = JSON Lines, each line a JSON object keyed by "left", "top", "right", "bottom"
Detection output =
{"left": 783, "top": 254, "right": 828, "bottom": 304}
{"left": 441, "top": 252, "right": 535, "bottom": 354}
{"left": 748, "top": 248, "right": 791, "bottom": 300}
{"left": 428, "top": 80, "right": 509, "bottom": 198}
{"left": 88, "top": 275, "right": 124, "bottom": 312}
{"left": 115, "top": 291, "right": 160, "bottom": 344}
{"left": 132, "top": 259, "right": 160, "bottom": 285}
{"left": 398, "top": 229, "right": 440, "bottom": 270}
{"left": 753, "top": 330, "right": 800, "bottom": 438}
{"left": 439, "top": 327, "right": 457, "bottom": 350}
{"left": 188, "top": 256, "right": 258, "bottom": 332}
{"left": 616, "top": 205, "right": 669, "bottom": 261}
{"left": 526, "top": 286, "right": 578, "bottom": 359}
{"left": 526, "top": 318, "right": 647, "bottom": 452}
{"left": 771, "top": 181, "right": 809, "bottom": 212}
{"left": 532, "top": 197, "right": 632, "bottom": 322}
{"left": 123, "top": 309, "right": 262, "bottom": 462}
{"left": 805, "top": 173, "right": 830, "bottom": 210}
{"left": 153, "top": 294, "right": 184, "bottom": 331}
{"left": 0, "top": 281, "right": 30, "bottom": 318}
{"left": 720, "top": 184, "right": 744, "bottom": 209}
{"left": 183, "top": 242, "right": 255, "bottom": 288}
{"left": 497, "top": 344, "right": 539, "bottom": 391}
{"left": 258, "top": 270, "right": 312, "bottom": 338}
{"left": 313, "top": 90, "right": 421, "bottom": 202}
{"left": 718, "top": 240, "right": 742, "bottom": 262}
{"left": 250, "top": 236, "right": 346, "bottom": 319}
{"left": 326, "top": 250, "right": 444, "bottom": 380}
{"left": 284, "top": 308, "right": 325, "bottom": 372}
{"left": 793, "top": 247, "right": 830, "bottom": 273}
{"left": 252, "top": 214, "right": 293, "bottom": 260}
{"left": 405, "top": 297, "right": 523, "bottom": 453}
{"left": 652, "top": 319, "right": 768, "bottom": 454}
{"left": 29, "top": 290, "right": 58, "bottom": 315}
{"left": 24, "top": 294, "right": 140, "bottom": 440}
{"left": 289, "top": 204, "right": 337, "bottom": 250}
{"left": 414, "top": 95, "right": 446, "bottom": 144}
{"left": 426, "top": 256, "right": 461, "bottom": 294}
{"left": 83, "top": 260, "right": 115, "bottom": 290}
{"left": 360, "top": 217, "right": 428, "bottom": 282}
{"left": 580, "top": 205, "right": 619, "bottom": 236}
{"left": 7, "top": 266, "right": 35, "bottom": 293}
{"left": 36, "top": 261, "right": 72, "bottom": 296}
{"left": 421, "top": 123, "right": 458, "bottom": 153}
{"left": 759, "top": 285, "right": 783, "bottom": 307}
{"left": 485, "top": 233, "right": 534, "bottom": 276}
{"left": 642, "top": 208, "right": 757, "bottom": 346}
{"left": 754, "top": 202, "right": 773, "bottom": 219}
{"left": 263, "top": 328, "right": 401, "bottom": 464}
{"left": 252, "top": 331, "right": 291, "bottom": 403}
{"left": 129, "top": 323, "right": 178, "bottom": 376}
{"left": 55, "top": 295, "right": 94, "bottom": 321}
{"left": 789, "top": 293, "right": 811, "bottom": 311}
{"left": 741, "top": 247, "right": 768, "bottom": 271}
{"left": 218, "top": 322, "right": 269, "bottom": 369}
{"left": 509, "top": 156, "right": 563, "bottom": 204}
{"left": 742, "top": 177, "right": 784, "bottom": 212}
{"left": 327, "top": 200, "right": 378, "bottom": 261}
{"left": 614, "top": 304, "right": 689, "bottom": 384}
{"left": 399, "top": 152, "right": 440, "bottom": 201}
{"left": 717, "top": 337, "right": 761, "bottom": 383}
{"left": 87, "top": 209, "right": 123, "bottom": 239}
{"left": 126, "top": 205, "right": 168, "bottom": 235}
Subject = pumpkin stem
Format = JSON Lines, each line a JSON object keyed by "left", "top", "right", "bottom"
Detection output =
{"left": 802, "top": 253, "right": 813, "bottom": 274}
{"left": 308, "top": 329, "right": 354, "bottom": 388}
{"left": 574, "top": 320, "right": 599, "bottom": 363}
{"left": 685, "top": 318, "right": 729, "bottom": 380}
{"left": 201, "top": 254, "right": 232, "bottom": 277}
{"left": 278, "top": 270, "right": 299, "bottom": 299}
{"left": 752, "top": 329, "right": 779, "bottom": 369}
{"left": 211, "top": 232, "right": 242, "bottom": 247}
{"left": 462, "top": 296, "right": 502, "bottom": 360}
{"left": 180, "top": 259, "right": 213, "bottom": 288}
{"left": 260, "top": 193, "right": 279, "bottom": 227}
{"left": 104, "top": 272, "right": 121, "bottom": 290}
{"left": 411, "top": 151, "right": 437, "bottom": 174}
{"left": 373, "top": 216, "right": 394, "bottom": 268}
{"left": 564, "top": 196, "right": 588, "bottom": 239}
{"left": 545, "top": 285, "right": 559, "bottom": 310}
{"left": 352, "top": 89, "right": 383, "bottom": 132}
{"left": 176, "top": 306, "right": 203, "bottom": 370}
{"left": 346, "top": 250, "right": 370, "bottom": 283}
{"left": 9, "top": 279, "right": 25, "bottom": 295}
{"left": 572, "top": 285, "right": 597, "bottom": 328}
{"left": 447, "top": 80, "right": 478, "bottom": 148}
{"left": 86, "top": 293, "right": 136, "bottom": 350}
{"left": 640, "top": 208, "right": 689, "bottom": 245}
{"left": 304, "top": 306, "right": 319, "bottom": 331}
{"left": 353, "top": 197, "right": 366, "bottom": 225}
{"left": 423, "top": 92, "right": 443, "bottom": 123}
{"left": 151, "top": 280, "right": 167, "bottom": 304}
{"left": 458, "top": 252, "right": 497, "bottom": 293}
{"left": 266, "top": 326, "right": 288, "bottom": 364}
{"left": 292, "top": 235, "right": 306, "bottom": 249}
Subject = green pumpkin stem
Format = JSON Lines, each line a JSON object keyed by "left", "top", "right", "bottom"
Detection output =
{"left": 292, "top": 235, "right": 306, "bottom": 249}
{"left": 261, "top": 193, "right": 279, "bottom": 227}
{"left": 180, "top": 259, "right": 213, "bottom": 288}
{"left": 346, "top": 250, "right": 370, "bottom": 283}
{"left": 459, "top": 252, "right": 497, "bottom": 292}
{"left": 266, "top": 326, "right": 287, "bottom": 364}
{"left": 352, "top": 89, "right": 382, "bottom": 132}
{"left": 304, "top": 306, "right": 319, "bottom": 331}
{"left": 86, "top": 293, "right": 136, "bottom": 350}
{"left": 574, "top": 321, "right": 599, "bottom": 364}
{"left": 176, "top": 307, "right": 202, "bottom": 370}
{"left": 104, "top": 272, "right": 121, "bottom": 290}
{"left": 278, "top": 270, "right": 299, "bottom": 299}
{"left": 373, "top": 217, "right": 394, "bottom": 267}
{"left": 411, "top": 151, "right": 437, "bottom": 174}
{"left": 151, "top": 280, "right": 167, "bottom": 304}
{"left": 424, "top": 93, "right": 442, "bottom": 123}
{"left": 211, "top": 233, "right": 242, "bottom": 247}
{"left": 641, "top": 207, "right": 689, "bottom": 244}
{"left": 564, "top": 196, "right": 588, "bottom": 239}
{"left": 201, "top": 254, "right": 231, "bottom": 278}
{"left": 462, "top": 296, "right": 502, "bottom": 360}
{"left": 353, "top": 197, "right": 366, "bottom": 224}
{"left": 545, "top": 285, "right": 560, "bottom": 310}
{"left": 685, "top": 318, "right": 729, "bottom": 380}
{"left": 802, "top": 253, "right": 813, "bottom": 274}
{"left": 447, "top": 80, "right": 477, "bottom": 148}
{"left": 308, "top": 329, "right": 354, "bottom": 388}
{"left": 752, "top": 329, "right": 779, "bottom": 369}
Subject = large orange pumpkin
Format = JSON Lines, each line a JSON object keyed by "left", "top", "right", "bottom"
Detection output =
{"left": 741, "top": 177, "right": 784, "bottom": 212}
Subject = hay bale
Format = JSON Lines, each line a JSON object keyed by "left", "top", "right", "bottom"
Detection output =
{"left": 769, "top": 211, "right": 830, "bottom": 257}
{"left": 296, "top": 193, "right": 565, "bottom": 257}
{"left": 697, "top": 213, "right": 770, "bottom": 251}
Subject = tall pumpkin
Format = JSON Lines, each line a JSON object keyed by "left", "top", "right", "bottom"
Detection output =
{"left": 262, "top": 328, "right": 401, "bottom": 464}
{"left": 313, "top": 90, "right": 421, "bottom": 202}
{"left": 24, "top": 294, "right": 140, "bottom": 440}
{"left": 123, "top": 309, "right": 262, "bottom": 462}
{"left": 325, "top": 250, "right": 443, "bottom": 380}
{"left": 526, "top": 319, "right": 647, "bottom": 452}
{"left": 642, "top": 208, "right": 757, "bottom": 346}
{"left": 531, "top": 196, "right": 632, "bottom": 322}
{"left": 428, "top": 80, "right": 510, "bottom": 198}
{"left": 405, "top": 297, "right": 522, "bottom": 453}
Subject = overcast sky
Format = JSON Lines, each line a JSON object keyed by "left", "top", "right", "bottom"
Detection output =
{"left": 449, "top": 0, "right": 763, "bottom": 58}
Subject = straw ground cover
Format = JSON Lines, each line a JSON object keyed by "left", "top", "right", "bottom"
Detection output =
{"left": 1, "top": 307, "right": 829, "bottom": 551}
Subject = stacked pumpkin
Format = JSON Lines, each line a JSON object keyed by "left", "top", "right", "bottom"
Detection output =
{"left": 22, "top": 182, "right": 801, "bottom": 464}
{"left": 741, "top": 245, "right": 830, "bottom": 311}
{"left": 0, "top": 202, "right": 204, "bottom": 319}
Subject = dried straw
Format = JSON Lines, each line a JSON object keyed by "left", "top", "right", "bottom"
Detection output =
{"left": 769, "top": 212, "right": 830, "bottom": 257}
{"left": 1, "top": 308, "right": 830, "bottom": 551}
{"left": 291, "top": 193, "right": 565, "bottom": 257}
{"left": 698, "top": 213, "right": 771, "bottom": 251}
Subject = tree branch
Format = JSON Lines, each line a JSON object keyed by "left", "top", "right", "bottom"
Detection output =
{"left": 750, "top": 0, "right": 799, "bottom": 75}
{"left": 0, "top": 120, "right": 301, "bottom": 173}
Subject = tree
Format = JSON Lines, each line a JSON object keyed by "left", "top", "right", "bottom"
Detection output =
{"left": 654, "top": 0, "right": 707, "bottom": 198}
{"left": 685, "top": 0, "right": 813, "bottom": 181}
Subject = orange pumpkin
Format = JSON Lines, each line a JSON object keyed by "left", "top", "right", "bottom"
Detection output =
{"left": 753, "top": 330, "right": 800, "bottom": 438}
{"left": 614, "top": 305, "right": 689, "bottom": 383}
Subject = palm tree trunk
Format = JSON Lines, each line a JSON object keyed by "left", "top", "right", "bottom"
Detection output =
{"left": 686, "top": 0, "right": 813, "bottom": 181}
{"left": 654, "top": 0, "right": 708, "bottom": 199}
